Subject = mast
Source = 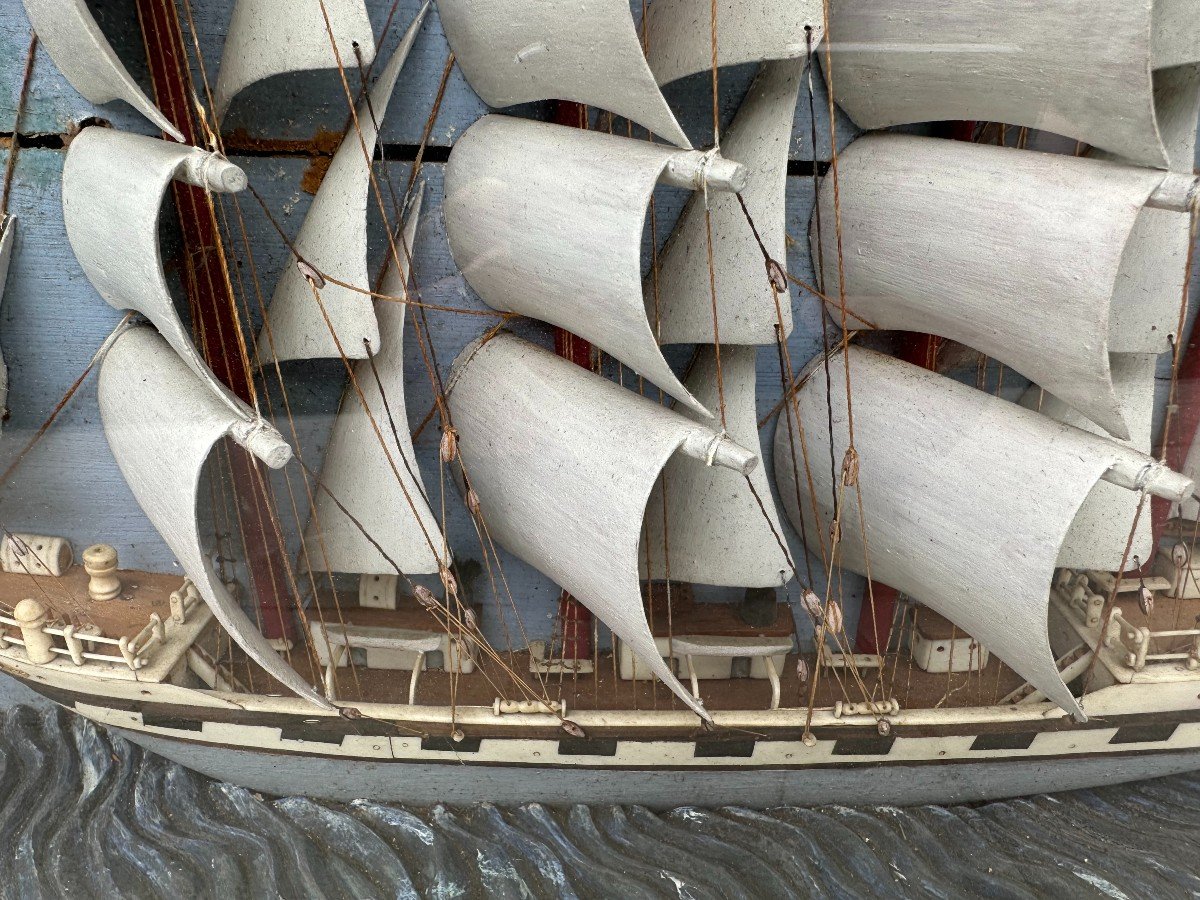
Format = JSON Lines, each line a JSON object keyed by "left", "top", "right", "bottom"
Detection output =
{"left": 550, "top": 100, "right": 594, "bottom": 665}
{"left": 132, "top": 0, "right": 296, "bottom": 643}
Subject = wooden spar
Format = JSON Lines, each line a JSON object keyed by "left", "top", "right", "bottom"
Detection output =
{"left": 550, "top": 100, "right": 594, "bottom": 663}
{"left": 133, "top": 0, "right": 296, "bottom": 642}
{"left": 852, "top": 122, "right": 970, "bottom": 655}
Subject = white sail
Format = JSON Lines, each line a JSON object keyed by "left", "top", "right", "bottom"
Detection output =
{"left": 303, "top": 192, "right": 447, "bottom": 575}
{"left": 437, "top": 0, "right": 690, "bottom": 148}
{"left": 445, "top": 115, "right": 750, "bottom": 418}
{"left": 62, "top": 128, "right": 251, "bottom": 418}
{"left": 261, "top": 6, "right": 427, "bottom": 364}
{"left": 825, "top": 0, "right": 1200, "bottom": 170}
{"left": 811, "top": 134, "right": 1193, "bottom": 442}
{"left": 649, "top": 59, "right": 802, "bottom": 345}
{"left": 1021, "top": 354, "right": 1159, "bottom": 573}
{"left": 1154, "top": 0, "right": 1200, "bottom": 69}
{"left": 447, "top": 333, "right": 760, "bottom": 721}
{"left": 774, "top": 346, "right": 1195, "bottom": 719}
{"left": 0, "top": 216, "right": 13, "bottom": 432}
{"left": 643, "top": 0, "right": 822, "bottom": 87}
{"left": 213, "top": 0, "right": 376, "bottom": 119}
{"left": 641, "top": 346, "right": 793, "bottom": 587}
{"left": 20, "top": 0, "right": 184, "bottom": 142}
{"left": 97, "top": 327, "right": 333, "bottom": 710}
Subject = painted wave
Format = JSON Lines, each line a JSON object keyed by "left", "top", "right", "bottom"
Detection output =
{"left": 0, "top": 704, "right": 1197, "bottom": 898}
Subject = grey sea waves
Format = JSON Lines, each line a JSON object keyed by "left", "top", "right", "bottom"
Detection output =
{"left": 0, "top": 704, "right": 1197, "bottom": 900}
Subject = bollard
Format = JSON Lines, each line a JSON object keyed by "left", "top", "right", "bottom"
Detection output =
{"left": 82, "top": 544, "right": 122, "bottom": 601}
{"left": 14, "top": 598, "right": 54, "bottom": 664}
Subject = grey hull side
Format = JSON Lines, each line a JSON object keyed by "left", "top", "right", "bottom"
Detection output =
{"left": 113, "top": 727, "right": 1200, "bottom": 808}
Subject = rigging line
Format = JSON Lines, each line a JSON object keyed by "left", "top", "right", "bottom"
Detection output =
{"left": 0, "top": 34, "right": 36, "bottom": 218}
{"left": 778, "top": 234, "right": 878, "bottom": 329}
{"left": 145, "top": 0, "right": 262, "bottom": 415}
{"left": 246, "top": 183, "right": 502, "bottom": 318}
{"left": 818, "top": 8, "right": 858, "bottom": 456}
{"left": 803, "top": 31, "right": 840, "bottom": 528}
{"left": 217, "top": 194, "right": 364, "bottom": 700}
{"left": 1080, "top": 491, "right": 1150, "bottom": 699}
{"left": 177, "top": 0, "right": 224, "bottom": 153}
{"left": 362, "top": 340, "right": 432, "bottom": 505}
{"left": 304, "top": 282, "right": 445, "bottom": 565}
{"left": 812, "top": 13, "right": 887, "bottom": 698}
{"left": 403, "top": 53, "right": 455, "bottom": 199}
{"left": 773, "top": 325, "right": 815, "bottom": 584}
{"left": 708, "top": 0, "right": 720, "bottom": 149}
{"left": 313, "top": 0, "right": 460, "bottom": 430}
{"left": 1155, "top": 199, "right": 1199, "bottom": 465}
{"left": 145, "top": 2, "right": 310, "bottom": 675}
{"left": 351, "top": 43, "right": 403, "bottom": 224}
{"left": 0, "top": 312, "right": 135, "bottom": 493}
{"left": 303, "top": 277, "right": 545, "bottom": 705}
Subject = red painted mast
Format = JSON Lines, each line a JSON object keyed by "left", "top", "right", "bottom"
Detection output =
{"left": 550, "top": 100, "right": 595, "bottom": 661}
{"left": 1153, "top": 308, "right": 1200, "bottom": 549}
{"left": 133, "top": 0, "right": 296, "bottom": 643}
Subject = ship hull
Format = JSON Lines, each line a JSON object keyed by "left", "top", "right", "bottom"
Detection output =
{"left": 7, "top": 657, "right": 1200, "bottom": 808}
{"left": 115, "top": 725, "right": 1200, "bottom": 808}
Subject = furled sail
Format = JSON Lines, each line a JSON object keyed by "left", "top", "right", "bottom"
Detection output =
{"left": 824, "top": 0, "right": 1200, "bottom": 170}
{"left": 774, "top": 346, "right": 1195, "bottom": 719}
{"left": 213, "top": 0, "right": 375, "bottom": 119}
{"left": 20, "top": 0, "right": 184, "bottom": 142}
{"left": 437, "top": 0, "right": 690, "bottom": 148}
{"left": 649, "top": 59, "right": 802, "bottom": 345}
{"left": 641, "top": 346, "right": 792, "bottom": 587}
{"left": 811, "top": 134, "right": 1195, "bottom": 442}
{"left": 260, "top": 6, "right": 427, "bottom": 364}
{"left": 445, "top": 115, "right": 749, "bottom": 417}
{"left": 302, "top": 192, "right": 447, "bottom": 575}
{"left": 97, "top": 326, "right": 333, "bottom": 710}
{"left": 447, "top": 333, "right": 760, "bottom": 720}
{"left": 642, "top": 0, "right": 822, "bottom": 87}
{"left": 1020, "top": 354, "right": 1159, "bottom": 573}
{"left": 0, "top": 216, "right": 13, "bottom": 432}
{"left": 62, "top": 127, "right": 251, "bottom": 418}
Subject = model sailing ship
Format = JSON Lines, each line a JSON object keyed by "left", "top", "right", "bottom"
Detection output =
{"left": 1, "top": 0, "right": 1199, "bottom": 806}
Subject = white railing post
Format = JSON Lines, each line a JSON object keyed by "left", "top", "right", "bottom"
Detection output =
{"left": 61, "top": 624, "right": 85, "bottom": 666}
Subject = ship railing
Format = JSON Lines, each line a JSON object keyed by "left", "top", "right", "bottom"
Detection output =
{"left": 671, "top": 636, "right": 795, "bottom": 710}
{"left": 321, "top": 629, "right": 444, "bottom": 704}
{"left": 1054, "top": 569, "right": 1200, "bottom": 674}
{"left": 0, "top": 579, "right": 203, "bottom": 671}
